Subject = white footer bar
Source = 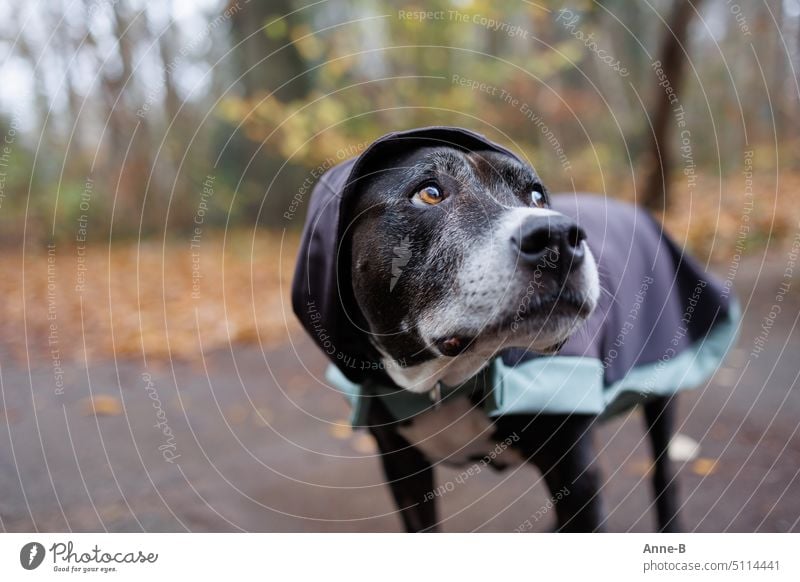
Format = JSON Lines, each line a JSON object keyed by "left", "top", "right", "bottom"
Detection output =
{"left": 1, "top": 533, "right": 796, "bottom": 580}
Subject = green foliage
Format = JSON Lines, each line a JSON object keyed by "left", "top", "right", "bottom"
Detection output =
{"left": 217, "top": 0, "right": 690, "bottom": 204}
{"left": 1, "top": 0, "right": 796, "bottom": 243}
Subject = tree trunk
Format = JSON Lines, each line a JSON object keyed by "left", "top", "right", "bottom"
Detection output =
{"left": 641, "top": 0, "right": 703, "bottom": 212}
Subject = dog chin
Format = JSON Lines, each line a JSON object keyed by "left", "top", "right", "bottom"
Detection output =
{"left": 475, "top": 310, "right": 588, "bottom": 354}
{"left": 424, "top": 293, "right": 595, "bottom": 361}
{"left": 378, "top": 291, "right": 596, "bottom": 394}
{"left": 379, "top": 311, "right": 589, "bottom": 395}
{"left": 505, "top": 314, "right": 583, "bottom": 352}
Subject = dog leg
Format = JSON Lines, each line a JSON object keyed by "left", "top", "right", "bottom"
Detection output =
{"left": 643, "top": 395, "right": 682, "bottom": 532}
{"left": 538, "top": 419, "right": 606, "bottom": 533}
{"left": 367, "top": 401, "right": 439, "bottom": 532}
{"left": 502, "top": 414, "right": 606, "bottom": 532}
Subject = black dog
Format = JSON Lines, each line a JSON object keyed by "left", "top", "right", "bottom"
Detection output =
{"left": 292, "top": 127, "right": 737, "bottom": 532}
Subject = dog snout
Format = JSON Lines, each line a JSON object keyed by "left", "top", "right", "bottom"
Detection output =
{"left": 512, "top": 215, "right": 587, "bottom": 277}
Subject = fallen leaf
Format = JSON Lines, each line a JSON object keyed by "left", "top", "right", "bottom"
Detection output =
{"left": 0, "top": 407, "right": 21, "bottom": 424}
{"left": 225, "top": 404, "right": 249, "bottom": 425}
{"left": 82, "top": 395, "right": 122, "bottom": 417}
{"left": 99, "top": 501, "right": 129, "bottom": 522}
{"left": 351, "top": 433, "right": 377, "bottom": 454}
{"left": 328, "top": 420, "right": 352, "bottom": 440}
{"left": 691, "top": 458, "right": 718, "bottom": 476}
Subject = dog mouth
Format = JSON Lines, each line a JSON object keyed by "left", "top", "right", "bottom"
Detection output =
{"left": 432, "top": 290, "right": 594, "bottom": 357}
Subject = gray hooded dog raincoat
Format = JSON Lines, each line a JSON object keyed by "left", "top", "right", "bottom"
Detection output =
{"left": 291, "top": 127, "right": 739, "bottom": 426}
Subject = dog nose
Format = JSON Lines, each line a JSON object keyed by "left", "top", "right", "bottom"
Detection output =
{"left": 512, "top": 215, "right": 586, "bottom": 277}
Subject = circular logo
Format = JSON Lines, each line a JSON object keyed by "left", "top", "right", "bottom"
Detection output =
{"left": 20, "top": 542, "right": 46, "bottom": 570}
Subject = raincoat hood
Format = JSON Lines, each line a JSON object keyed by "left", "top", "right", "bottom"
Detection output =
{"left": 291, "top": 127, "right": 525, "bottom": 385}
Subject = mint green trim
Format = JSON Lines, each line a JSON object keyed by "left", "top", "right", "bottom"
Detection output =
{"left": 324, "top": 366, "right": 364, "bottom": 426}
{"left": 325, "top": 301, "right": 741, "bottom": 425}
{"left": 489, "top": 300, "right": 741, "bottom": 419}
{"left": 599, "top": 300, "right": 741, "bottom": 419}
{"left": 487, "top": 356, "right": 604, "bottom": 416}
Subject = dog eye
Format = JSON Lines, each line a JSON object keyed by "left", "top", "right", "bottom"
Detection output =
{"left": 530, "top": 186, "right": 546, "bottom": 207}
{"left": 412, "top": 184, "right": 446, "bottom": 206}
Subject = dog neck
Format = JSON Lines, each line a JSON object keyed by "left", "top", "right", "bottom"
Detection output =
{"left": 379, "top": 350, "right": 494, "bottom": 394}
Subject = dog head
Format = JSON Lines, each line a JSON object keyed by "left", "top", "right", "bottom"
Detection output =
{"left": 292, "top": 128, "right": 600, "bottom": 392}
{"left": 344, "top": 140, "right": 600, "bottom": 392}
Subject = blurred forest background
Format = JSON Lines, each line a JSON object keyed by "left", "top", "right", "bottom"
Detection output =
{"left": 0, "top": 0, "right": 798, "bottom": 362}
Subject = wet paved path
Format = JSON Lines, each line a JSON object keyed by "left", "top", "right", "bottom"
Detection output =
{"left": 2, "top": 257, "right": 799, "bottom": 532}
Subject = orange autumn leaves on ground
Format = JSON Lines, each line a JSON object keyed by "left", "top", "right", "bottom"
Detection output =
{"left": 0, "top": 231, "right": 300, "bottom": 366}
{"left": 659, "top": 171, "right": 800, "bottom": 265}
